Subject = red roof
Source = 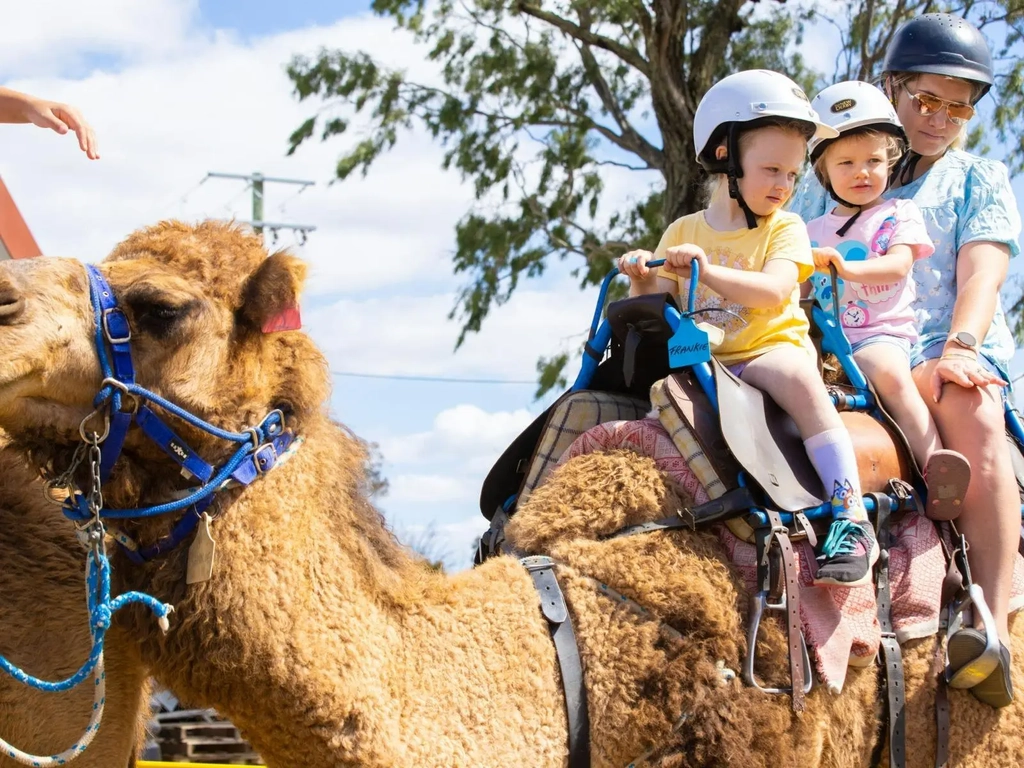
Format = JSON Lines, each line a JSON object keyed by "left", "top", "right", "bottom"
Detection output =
{"left": 0, "top": 177, "right": 41, "bottom": 259}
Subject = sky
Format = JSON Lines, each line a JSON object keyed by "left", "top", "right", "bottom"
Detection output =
{"left": 2, "top": 0, "right": 1023, "bottom": 570}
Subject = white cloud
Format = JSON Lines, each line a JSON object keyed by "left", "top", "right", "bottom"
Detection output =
{"left": 387, "top": 473, "right": 471, "bottom": 504}
{"left": 378, "top": 403, "right": 534, "bottom": 468}
{"left": 0, "top": 0, "right": 199, "bottom": 78}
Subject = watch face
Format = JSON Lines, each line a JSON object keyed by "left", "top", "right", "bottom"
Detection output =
{"left": 957, "top": 331, "right": 978, "bottom": 348}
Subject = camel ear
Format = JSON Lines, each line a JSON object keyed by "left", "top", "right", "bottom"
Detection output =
{"left": 239, "top": 252, "right": 307, "bottom": 334}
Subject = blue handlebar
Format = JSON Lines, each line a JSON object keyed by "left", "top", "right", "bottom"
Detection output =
{"left": 590, "top": 257, "right": 700, "bottom": 339}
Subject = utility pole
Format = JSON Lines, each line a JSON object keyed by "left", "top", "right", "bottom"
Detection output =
{"left": 203, "top": 171, "right": 317, "bottom": 243}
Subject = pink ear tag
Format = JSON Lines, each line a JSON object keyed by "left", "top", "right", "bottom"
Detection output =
{"left": 262, "top": 304, "right": 302, "bottom": 333}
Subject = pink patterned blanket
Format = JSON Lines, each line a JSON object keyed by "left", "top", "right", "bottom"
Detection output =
{"left": 559, "top": 417, "right": 1024, "bottom": 692}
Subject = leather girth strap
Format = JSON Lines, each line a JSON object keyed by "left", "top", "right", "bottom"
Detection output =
{"left": 521, "top": 556, "right": 590, "bottom": 767}
{"left": 868, "top": 492, "right": 906, "bottom": 768}
{"left": 762, "top": 508, "right": 806, "bottom": 711}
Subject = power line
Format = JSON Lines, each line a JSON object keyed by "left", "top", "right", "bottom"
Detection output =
{"left": 331, "top": 369, "right": 536, "bottom": 385}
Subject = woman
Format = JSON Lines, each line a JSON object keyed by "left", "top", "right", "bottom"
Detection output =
{"left": 791, "top": 13, "right": 1020, "bottom": 708}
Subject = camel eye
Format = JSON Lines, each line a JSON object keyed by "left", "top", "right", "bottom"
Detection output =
{"left": 126, "top": 298, "right": 193, "bottom": 337}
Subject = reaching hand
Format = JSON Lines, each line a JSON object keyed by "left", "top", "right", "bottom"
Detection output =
{"left": 663, "top": 244, "right": 708, "bottom": 280}
{"left": 24, "top": 97, "right": 99, "bottom": 159}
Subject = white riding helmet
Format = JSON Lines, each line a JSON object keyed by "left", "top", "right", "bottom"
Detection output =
{"left": 693, "top": 69, "right": 838, "bottom": 167}
{"left": 808, "top": 80, "right": 905, "bottom": 161}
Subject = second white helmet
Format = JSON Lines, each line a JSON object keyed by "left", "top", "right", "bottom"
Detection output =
{"left": 808, "top": 80, "right": 904, "bottom": 160}
{"left": 693, "top": 70, "right": 838, "bottom": 168}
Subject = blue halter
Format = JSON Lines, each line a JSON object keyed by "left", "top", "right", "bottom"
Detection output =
{"left": 60, "top": 265, "right": 296, "bottom": 563}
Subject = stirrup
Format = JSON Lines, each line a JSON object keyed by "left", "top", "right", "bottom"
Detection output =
{"left": 944, "top": 583, "right": 1001, "bottom": 688}
{"left": 743, "top": 589, "right": 813, "bottom": 696}
{"left": 943, "top": 534, "right": 1001, "bottom": 688}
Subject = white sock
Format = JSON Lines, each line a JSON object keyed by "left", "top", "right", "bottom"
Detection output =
{"left": 804, "top": 428, "right": 867, "bottom": 522}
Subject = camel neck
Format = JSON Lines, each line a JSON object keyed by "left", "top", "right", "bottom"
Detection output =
{"left": 116, "top": 418, "right": 563, "bottom": 767}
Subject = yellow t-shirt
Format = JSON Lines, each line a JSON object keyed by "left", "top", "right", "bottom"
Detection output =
{"left": 655, "top": 210, "right": 815, "bottom": 365}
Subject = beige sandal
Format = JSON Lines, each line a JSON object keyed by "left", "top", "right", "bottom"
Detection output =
{"left": 924, "top": 449, "right": 971, "bottom": 521}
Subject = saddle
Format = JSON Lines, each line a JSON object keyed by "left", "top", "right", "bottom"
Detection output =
{"left": 658, "top": 361, "right": 913, "bottom": 541}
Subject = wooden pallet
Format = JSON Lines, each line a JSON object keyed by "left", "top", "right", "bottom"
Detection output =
{"left": 153, "top": 712, "right": 262, "bottom": 765}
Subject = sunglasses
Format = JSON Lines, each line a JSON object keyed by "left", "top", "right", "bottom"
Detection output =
{"left": 901, "top": 82, "right": 975, "bottom": 126}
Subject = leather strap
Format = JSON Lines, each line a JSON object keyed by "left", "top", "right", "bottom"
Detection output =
{"left": 679, "top": 486, "right": 757, "bottom": 528}
{"left": 934, "top": 640, "right": 950, "bottom": 768}
{"left": 521, "top": 556, "right": 590, "bottom": 768}
{"left": 868, "top": 492, "right": 905, "bottom": 768}
{"left": 763, "top": 508, "right": 805, "bottom": 711}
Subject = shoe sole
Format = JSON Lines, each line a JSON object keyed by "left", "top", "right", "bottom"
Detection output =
{"left": 925, "top": 450, "right": 971, "bottom": 521}
{"left": 813, "top": 536, "right": 880, "bottom": 588}
{"left": 947, "top": 629, "right": 1014, "bottom": 708}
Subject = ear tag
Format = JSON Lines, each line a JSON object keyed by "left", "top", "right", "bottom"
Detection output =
{"left": 667, "top": 317, "right": 712, "bottom": 369}
{"left": 262, "top": 304, "right": 302, "bottom": 333}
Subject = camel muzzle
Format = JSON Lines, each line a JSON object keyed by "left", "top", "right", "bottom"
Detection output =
{"left": 0, "top": 274, "right": 24, "bottom": 323}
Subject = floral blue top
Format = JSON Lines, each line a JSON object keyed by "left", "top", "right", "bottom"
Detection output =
{"left": 790, "top": 149, "right": 1021, "bottom": 378}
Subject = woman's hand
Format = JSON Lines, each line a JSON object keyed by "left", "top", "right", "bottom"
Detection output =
{"left": 617, "top": 249, "right": 656, "bottom": 280}
{"left": 930, "top": 353, "right": 1007, "bottom": 403}
{"left": 663, "top": 244, "right": 708, "bottom": 280}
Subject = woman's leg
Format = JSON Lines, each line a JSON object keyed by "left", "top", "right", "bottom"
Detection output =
{"left": 913, "top": 359, "right": 1018, "bottom": 646}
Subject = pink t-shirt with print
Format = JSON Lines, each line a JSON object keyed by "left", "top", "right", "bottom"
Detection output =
{"left": 805, "top": 198, "right": 934, "bottom": 346}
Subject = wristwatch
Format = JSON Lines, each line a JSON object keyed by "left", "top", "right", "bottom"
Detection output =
{"left": 948, "top": 331, "right": 979, "bottom": 352}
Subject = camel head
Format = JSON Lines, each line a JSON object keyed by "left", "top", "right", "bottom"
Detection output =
{"left": 0, "top": 220, "right": 330, "bottom": 489}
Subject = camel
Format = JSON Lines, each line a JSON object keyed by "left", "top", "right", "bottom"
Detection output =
{"left": 0, "top": 448, "right": 149, "bottom": 767}
{"left": 0, "top": 220, "right": 1017, "bottom": 766}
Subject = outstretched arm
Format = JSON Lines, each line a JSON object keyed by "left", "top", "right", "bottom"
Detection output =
{"left": 0, "top": 87, "right": 99, "bottom": 159}
{"left": 814, "top": 244, "right": 914, "bottom": 285}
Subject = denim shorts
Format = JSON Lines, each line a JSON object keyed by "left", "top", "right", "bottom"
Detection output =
{"left": 850, "top": 334, "right": 913, "bottom": 358}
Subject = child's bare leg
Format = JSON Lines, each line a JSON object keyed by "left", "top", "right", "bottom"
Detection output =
{"left": 740, "top": 345, "right": 877, "bottom": 587}
{"left": 855, "top": 340, "right": 971, "bottom": 519}
{"left": 740, "top": 346, "right": 844, "bottom": 437}
{"left": 854, "top": 341, "right": 940, "bottom": 465}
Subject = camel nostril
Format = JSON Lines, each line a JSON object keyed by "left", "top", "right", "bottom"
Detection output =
{"left": 0, "top": 291, "right": 24, "bottom": 322}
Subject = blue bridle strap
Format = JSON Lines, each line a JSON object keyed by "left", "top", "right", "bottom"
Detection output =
{"left": 73, "top": 264, "right": 295, "bottom": 562}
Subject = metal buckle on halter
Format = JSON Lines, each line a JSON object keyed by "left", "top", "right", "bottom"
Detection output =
{"left": 252, "top": 442, "right": 279, "bottom": 475}
{"left": 101, "top": 307, "right": 132, "bottom": 345}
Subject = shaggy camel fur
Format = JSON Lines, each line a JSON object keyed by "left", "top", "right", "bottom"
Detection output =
{"left": 0, "top": 221, "right": 1017, "bottom": 766}
{"left": 0, "top": 449, "right": 149, "bottom": 768}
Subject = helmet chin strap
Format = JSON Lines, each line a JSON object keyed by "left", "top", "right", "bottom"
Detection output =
{"left": 892, "top": 151, "right": 922, "bottom": 187}
{"left": 826, "top": 183, "right": 863, "bottom": 237}
{"left": 725, "top": 124, "right": 759, "bottom": 229}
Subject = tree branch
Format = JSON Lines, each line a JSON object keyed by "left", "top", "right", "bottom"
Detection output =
{"left": 576, "top": 41, "right": 664, "bottom": 169}
{"left": 516, "top": 1, "right": 651, "bottom": 76}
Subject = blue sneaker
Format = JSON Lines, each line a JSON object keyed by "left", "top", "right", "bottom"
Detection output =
{"left": 813, "top": 518, "right": 878, "bottom": 588}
